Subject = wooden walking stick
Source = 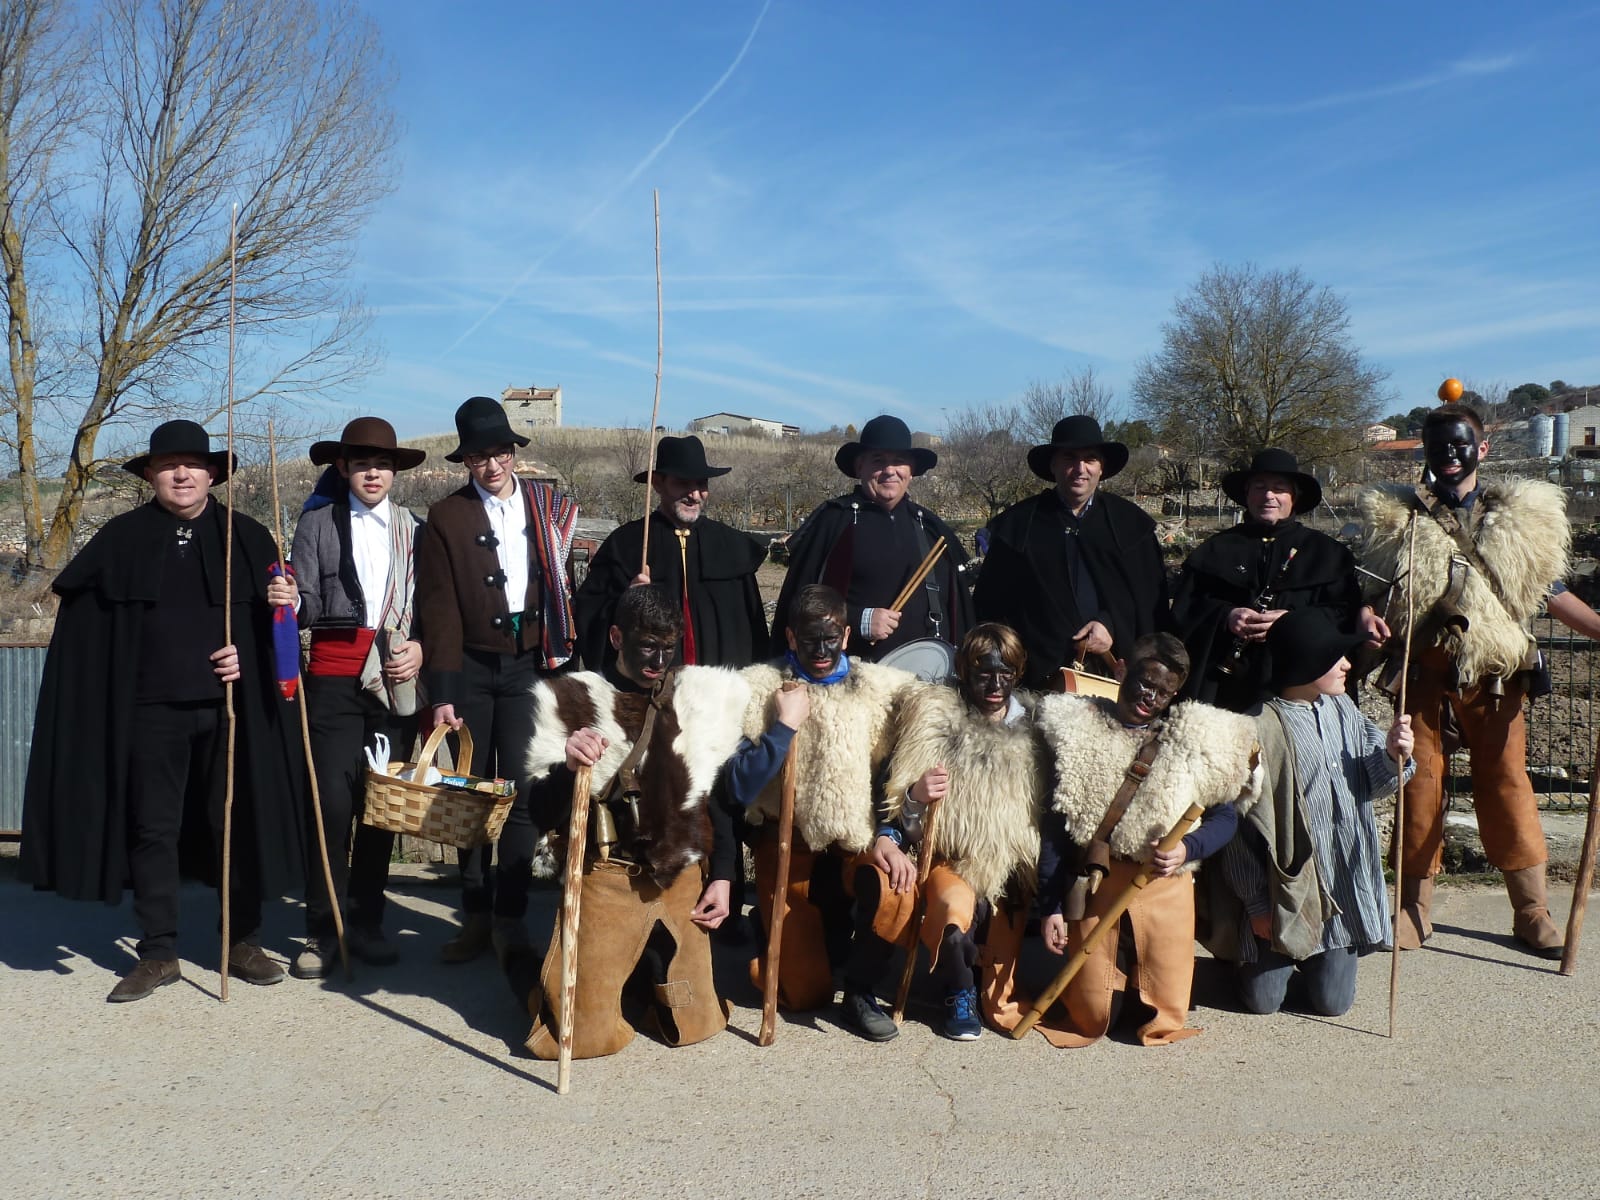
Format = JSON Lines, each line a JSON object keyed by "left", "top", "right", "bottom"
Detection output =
{"left": 891, "top": 794, "right": 941, "bottom": 1026}
{"left": 1011, "top": 802, "right": 1204, "bottom": 1039}
{"left": 220, "top": 204, "right": 239, "bottom": 1001}
{"left": 638, "top": 189, "right": 665, "bottom": 577}
{"left": 889, "top": 536, "right": 947, "bottom": 614}
{"left": 759, "top": 682, "right": 803, "bottom": 1047}
{"left": 267, "top": 422, "right": 349, "bottom": 979}
{"left": 558, "top": 764, "right": 595, "bottom": 1095}
{"left": 1389, "top": 511, "right": 1419, "bottom": 1037}
{"left": 1560, "top": 733, "right": 1600, "bottom": 976}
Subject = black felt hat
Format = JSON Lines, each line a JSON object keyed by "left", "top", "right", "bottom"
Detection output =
{"left": 834, "top": 415, "right": 938, "bottom": 477}
{"left": 123, "top": 420, "right": 235, "bottom": 484}
{"left": 1266, "top": 608, "right": 1369, "bottom": 691}
{"left": 1026, "top": 416, "right": 1129, "bottom": 482}
{"left": 310, "top": 416, "right": 427, "bottom": 470}
{"left": 633, "top": 435, "right": 732, "bottom": 483}
{"left": 1221, "top": 448, "right": 1323, "bottom": 513}
{"left": 445, "top": 396, "right": 530, "bottom": 463}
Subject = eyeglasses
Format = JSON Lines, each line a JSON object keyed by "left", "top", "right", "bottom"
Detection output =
{"left": 463, "top": 449, "right": 515, "bottom": 468}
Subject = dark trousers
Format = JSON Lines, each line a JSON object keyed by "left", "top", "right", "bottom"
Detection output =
{"left": 450, "top": 648, "right": 542, "bottom": 918}
{"left": 303, "top": 675, "right": 417, "bottom": 938}
{"left": 127, "top": 700, "right": 259, "bottom": 961}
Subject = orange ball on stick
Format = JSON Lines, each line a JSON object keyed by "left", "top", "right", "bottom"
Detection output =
{"left": 1438, "top": 378, "right": 1464, "bottom": 404}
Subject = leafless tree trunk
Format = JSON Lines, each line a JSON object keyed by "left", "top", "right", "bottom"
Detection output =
{"left": 941, "top": 402, "right": 1035, "bottom": 522}
{"left": 1018, "top": 366, "right": 1115, "bottom": 444}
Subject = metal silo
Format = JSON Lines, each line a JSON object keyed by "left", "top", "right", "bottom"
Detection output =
{"left": 1529, "top": 413, "right": 1554, "bottom": 457}
{"left": 1553, "top": 412, "right": 1571, "bottom": 458}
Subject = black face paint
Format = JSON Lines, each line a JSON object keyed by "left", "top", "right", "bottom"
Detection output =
{"left": 1116, "top": 661, "right": 1181, "bottom": 727}
{"left": 962, "top": 649, "right": 1017, "bottom": 714}
{"left": 794, "top": 618, "right": 845, "bottom": 675}
{"left": 1424, "top": 417, "right": 1481, "bottom": 485}
{"left": 619, "top": 630, "right": 676, "bottom": 684}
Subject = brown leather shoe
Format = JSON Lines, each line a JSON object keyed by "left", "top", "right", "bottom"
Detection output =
{"left": 107, "top": 957, "right": 181, "bottom": 1003}
{"left": 1504, "top": 865, "right": 1564, "bottom": 959}
{"left": 440, "top": 912, "right": 493, "bottom": 965}
{"left": 228, "top": 941, "right": 286, "bottom": 985}
{"left": 1395, "top": 875, "right": 1435, "bottom": 950}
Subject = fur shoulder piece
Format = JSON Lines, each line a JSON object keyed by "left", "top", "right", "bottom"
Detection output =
{"left": 669, "top": 666, "right": 753, "bottom": 810}
{"left": 1361, "top": 479, "right": 1568, "bottom": 685}
{"left": 885, "top": 686, "right": 1044, "bottom": 904}
{"left": 524, "top": 672, "right": 629, "bottom": 791}
{"left": 1036, "top": 695, "right": 1259, "bottom": 864}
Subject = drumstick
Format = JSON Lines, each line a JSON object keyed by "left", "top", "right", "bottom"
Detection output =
{"left": 890, "top": 537, "right": 947, "bottom": 613}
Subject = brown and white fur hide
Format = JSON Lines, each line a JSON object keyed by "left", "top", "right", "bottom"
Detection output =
{"left": 740, "top": 658, "right": 917, "bottom": 854}
{"left": 1035, "top": 695, "right": 1260, "bottom": 867}
{"left": 525, "top": 666, "right": 750, "bottom": 887}
{"left": 883, "top": 685, "right": 1044, "bottom": 905}
{"left": 1361, "top": 480, "right": 1568, "bottom": 687}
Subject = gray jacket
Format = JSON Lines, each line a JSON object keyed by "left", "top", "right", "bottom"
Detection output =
{"left": 292, "top": 499, "right": 423, "bottom": 633}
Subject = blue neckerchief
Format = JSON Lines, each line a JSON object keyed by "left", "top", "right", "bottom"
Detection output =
{"left": 786, "top": 649, "right": 850, "bottom": 686}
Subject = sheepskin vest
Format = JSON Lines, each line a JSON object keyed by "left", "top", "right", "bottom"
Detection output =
{"left": 740, "top": 658, "right": 916, "bottom": 854}
{"left": 883, "top": 686, "right": 1045, "bottom": 905}
{"left": 525, "top": 666, "right": 750, "bottom": 887}
{"left": 1035, "top": 695, "right": 1260, "bottom": 866}
{"left": 1360, "top": 480, "right": 1569, "bottom": 687}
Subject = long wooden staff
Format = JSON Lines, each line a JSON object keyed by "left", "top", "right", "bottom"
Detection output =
{"left": 267, "top": 422, "right": 349, "bottom": 979}
{"left": 759, "top": 682, "right": 803, "bottom": 1047}
{"left": 889, "top": 536, "right": 946, "bottom": 613}
{"left": 558, "top": 764, "right": 595, "bottom": 1095}
{"left": 891, "top": 794, "right": 941, "bottom": 1025}
{"left": 220, "top": 204, "right": 238, "bottom": 1001}
{"left": 638, "top": 189, "right": 664, "bottom": 577}
{"left": 1560, "top": 723, "right": 1600, "bottom": 975}
{"left": 1389, "top": 511, "right": 1419, "bottom": 1037}
{"left": 1011, "top": 802, "right": 1204, "bottom": 1039}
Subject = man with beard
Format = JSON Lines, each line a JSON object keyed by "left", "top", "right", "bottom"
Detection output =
{"left": 517, "top": 584, "right": 749, "bottom": 1059}
{"left": 575, "top": 435, "right": 767, "bottom": 674}
{"left": 23, "top": 420, "right": 305, "bottom": 1002}
{"left": 1032, "top": 634, "right": 1259, "bottom": 1046}
{"left": 770, "top": 416, "right": 971, "bottom": 663}
{"left": 865, "top": 624, "right": 1046, "bottom": 1041}
{"left": 727, "top": 584, "right": 921, "bottom": 1039}
{"left": 1360, "top": 401, "right": 1583, "bottom": 958}
{"left": 974, "top": 417, "right": 1167, "bottom": 689}
{"left": 1171, "top": 448, "right": 1362, "bottom": 712}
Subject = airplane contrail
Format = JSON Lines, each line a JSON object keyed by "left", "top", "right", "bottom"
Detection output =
{"left": 443, "top": 0, "right": 774, "bottom": 356}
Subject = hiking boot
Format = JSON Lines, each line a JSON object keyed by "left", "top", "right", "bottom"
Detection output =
{"left": 942, "top": 987, "right": 983, "bottom": 1041}
{"left": 228, "top": 942, "right": 285, "bottom": 986}
{"left": 107, "top": 957, "right": 181, "bottom": 1003}
{"left": 440, "top": 913, "right": 492, "bottom": 965}
{"left": 290, "top": 936, "right": 338, "bottom": 980}
{"left": 347, "top": 925, "right": 399, "bottom": 966}
{"left": 841, "top": 989, "right": 898, "bottom": 1042}
{"left": 1505, "top": 865, "right": 1564, "bottom": 960}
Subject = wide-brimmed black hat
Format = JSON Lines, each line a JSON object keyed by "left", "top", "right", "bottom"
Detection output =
{"left": 445, "top": 396, "right": 530, "bottom": 463}
{"left": 834, "top": 415, "right": 937, "bottom": 477}
{"left": 123, "top": 419, "right": 235, "bottom": 484}
{"left": 1221, "top": 448, "right": 1322, "bottom": 512}
{"left": 310, "top": 416, "right": 426, "bottom": 470}
{"left": 1027, "top": 416, "right": 1129, "bottom": 482}
{"left": 633, "top": 435, "right": 732, "bottom": 483}
{"left": 1267, "top": 608, "right": 1369, "bottom": 691}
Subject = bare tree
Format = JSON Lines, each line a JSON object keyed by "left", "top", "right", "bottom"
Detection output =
{"left": 1132, "top": 263, "right": 1387, "bottom": 472}
{"left": 940, "top": 402, "right": 1035, "bottom": 522}
{"left": 1018, "top": 366, "right": 1115, "bottom": 445}
{"left": 0, "top": 0, "right": 395, "bottom": 569}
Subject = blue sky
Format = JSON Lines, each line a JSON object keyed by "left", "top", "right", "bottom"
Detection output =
{"left": 349, "top": 1, "right": 1600, "bottom": 439}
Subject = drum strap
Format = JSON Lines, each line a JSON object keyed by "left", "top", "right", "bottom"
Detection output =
{"left": 911, "top": 510, "right": 944, "bottom": 641}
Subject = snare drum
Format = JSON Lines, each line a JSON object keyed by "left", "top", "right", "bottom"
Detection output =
{"left": 879, "top": 637, "right": 957, "bottom": 684}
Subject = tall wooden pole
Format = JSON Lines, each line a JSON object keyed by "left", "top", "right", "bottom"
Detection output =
{"left": 1389, "top": 511, "right": 1419, "bottom": 1037}
{"left": 760, "top": 689, "right": 801, "bottom": 1047}
{"left": 219, "top": 204, "right": 238, "bottom": 1001}
{"left": 639, "top": 189, "right": 664, "bottom": 577}
{"left": 892, "top": 796, "right": 941, "bottom": 1025}
{"left": 558, "top": 765, "right": 595, "bottom": 1094}
{"left": 1560, "top": 734, "right": 1600, "bottom": 975}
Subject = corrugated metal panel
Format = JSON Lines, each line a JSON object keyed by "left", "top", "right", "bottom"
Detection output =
{"left": 0, "top": 644, "right": 49, "bottom": 835}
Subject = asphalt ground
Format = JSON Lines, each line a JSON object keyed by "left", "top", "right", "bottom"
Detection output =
{"left": 3, "top": 858, "right": 1598, "bottom": 1200}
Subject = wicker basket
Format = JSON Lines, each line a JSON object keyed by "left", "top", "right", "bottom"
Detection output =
{"left": 362, "top": 722, "right": 514, "bottom": 849}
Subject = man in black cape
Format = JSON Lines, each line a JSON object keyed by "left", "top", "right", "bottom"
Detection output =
{"left": 771, "top": 415, "right": 971, "bottom": 663}
{"left": 973, "top": 416, "right": 1166, "bottom": 690}
{"left": 22, "top": 420, "right": 307, "bottom": 1002}
{"left": 1170, "top": 448, "right": 1361, "bottom": 712}
{"left": 575, "top": 434, "right": 767, "bottom": 673}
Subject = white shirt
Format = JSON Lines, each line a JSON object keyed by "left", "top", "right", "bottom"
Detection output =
{"left": 349, "top": 494, "right": 393, "bottom": 629}
{"left": 472, "top": 477, "right": 529, "bottom": 612}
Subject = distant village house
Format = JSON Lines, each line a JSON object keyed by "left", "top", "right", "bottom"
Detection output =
{"left": 690, "top": 412, "right": 800, "bottom": 439}
{"left": 503, "top": 384, "right": 563, "bottom": 428}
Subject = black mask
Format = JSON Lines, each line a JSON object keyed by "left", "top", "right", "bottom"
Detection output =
{"left": 961, "top": 649, "right": 1016, "bottom": 716}
{"left": 1116, "top": 660, "right": 1182, "bottom": 727}
{"left": 793, "top": 618, "right": 845, "bottom": 676}
{"left": 618, "top": 629, "right": 676, "bottom": 685}
{"left": 1424, "top": 417, "right": 1482, "bottom": 487}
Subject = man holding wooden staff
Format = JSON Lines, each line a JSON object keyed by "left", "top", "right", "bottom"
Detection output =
{"left": 726, "top": 584, "right": 921, "bottom": 1040}
{"left": 415, "top": 396, "right": 579, "bottom": 965}
{"left": 517, "top": 584, "right": 749, "bottom": 1059}
{"left": 770, "top": 416, "right": 971, "bottom": 663}
{"left": 975, "top": 417, "right": 1167, "bottom": 690}
{"left": 22, "top": 420, "right": 305, "bottom": 1002}
{"left": 1359, "top": 397, "right": 1582, "bottom": 958}
{"left": 1031, "top": 633, "right": 1259, "bottom": 1045}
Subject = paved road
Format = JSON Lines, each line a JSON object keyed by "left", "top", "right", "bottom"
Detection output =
{"left": 4, "top": 862, "right": 1597, "bottom": 1200}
